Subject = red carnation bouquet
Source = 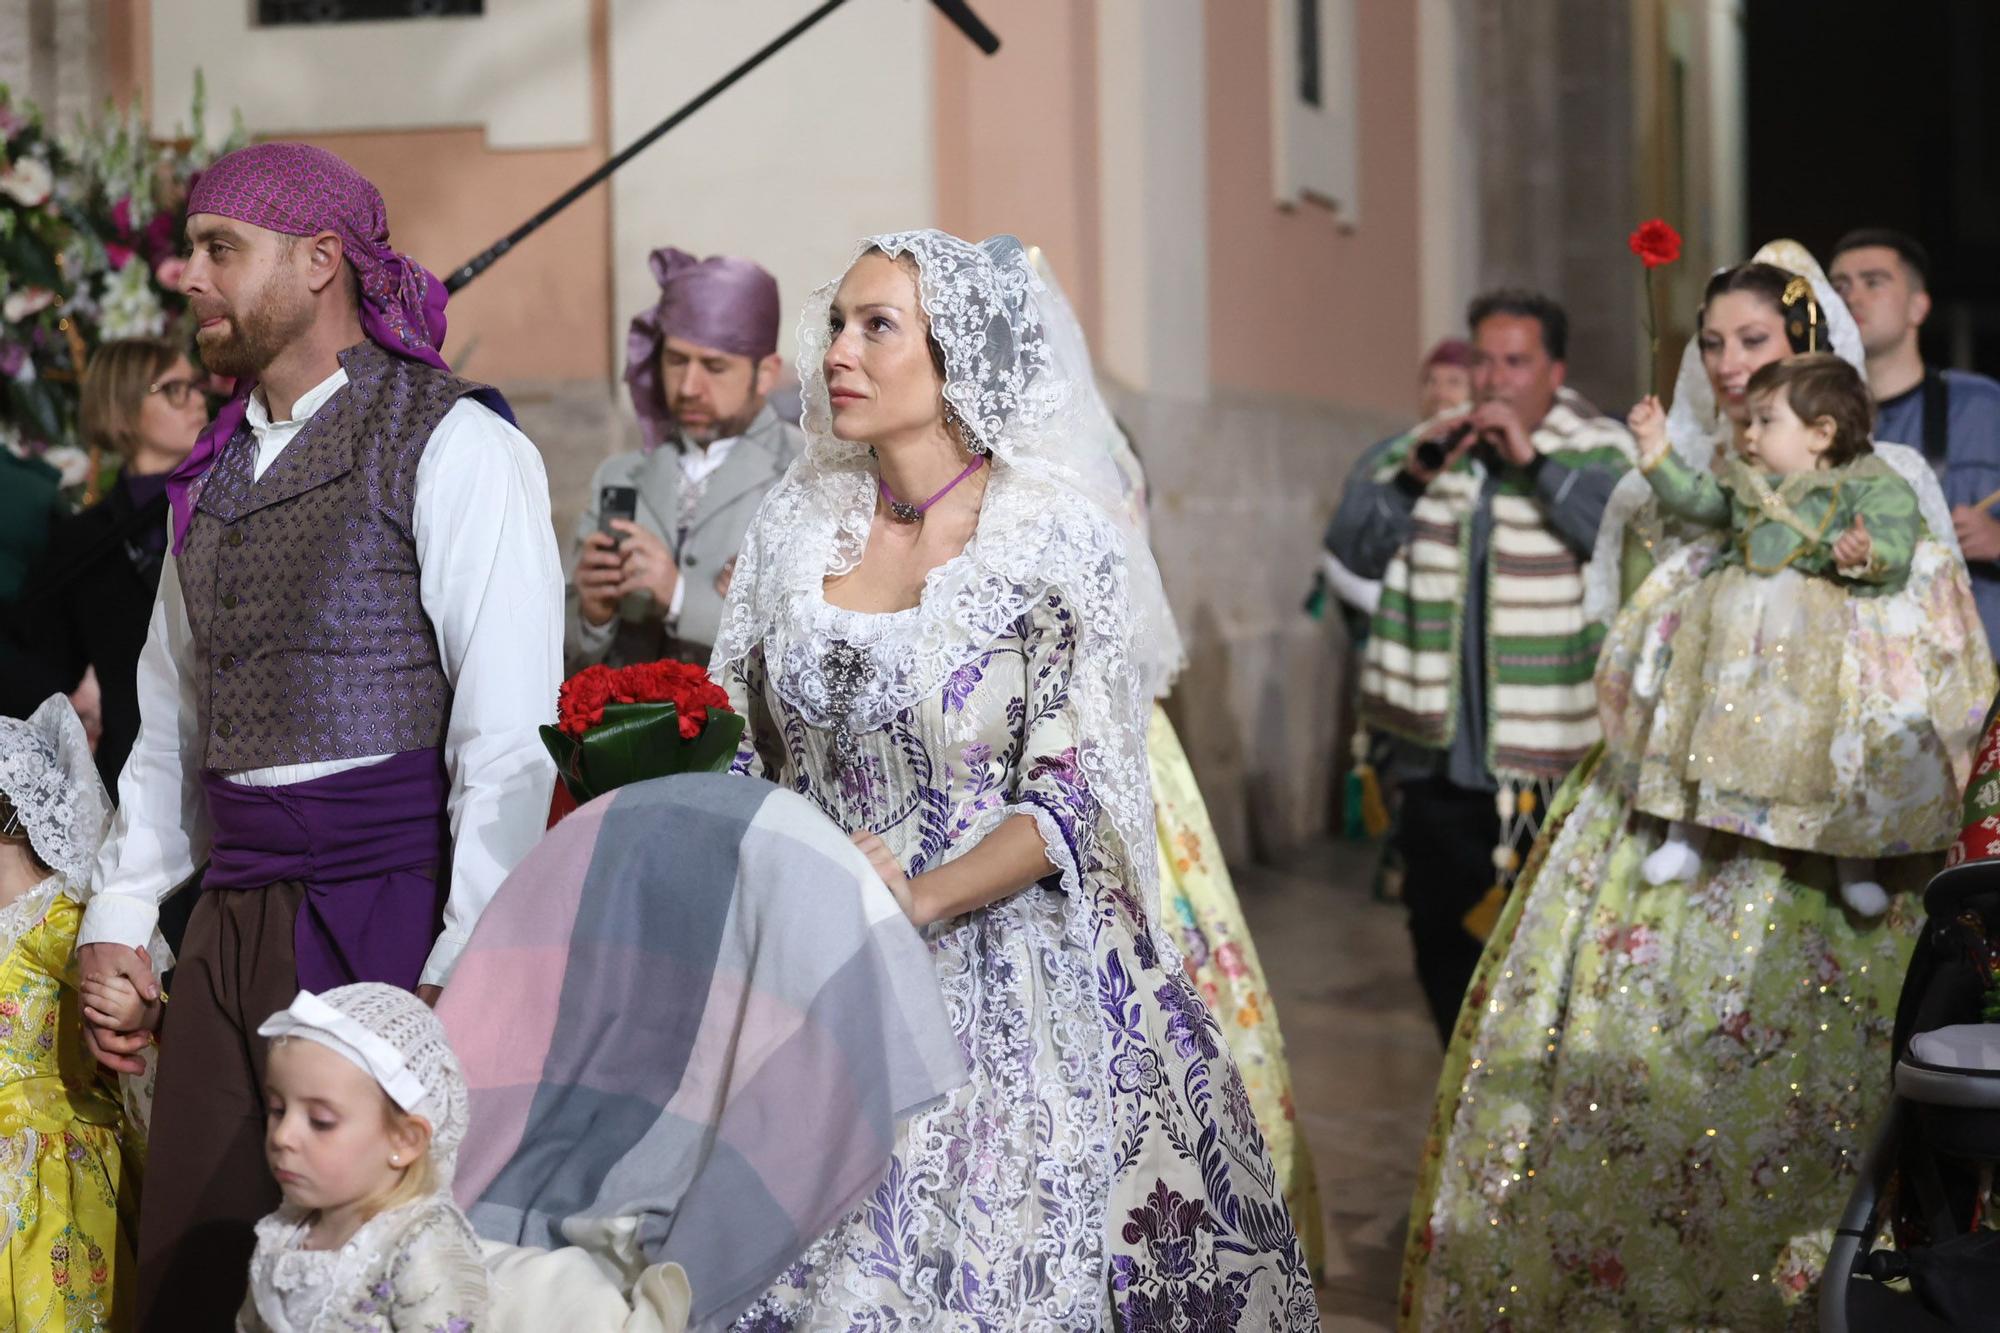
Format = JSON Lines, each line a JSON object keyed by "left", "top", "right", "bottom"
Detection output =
{"left": 1628, "top": 218, "right": 1683, "bottom": 395}
{"left": 540, "top": 659, "right": 745, "bottom": 824}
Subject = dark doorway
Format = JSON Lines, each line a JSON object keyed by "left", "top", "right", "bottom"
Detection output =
{"left": 1746, "top": 0, "right": 2000, "bottom": 374}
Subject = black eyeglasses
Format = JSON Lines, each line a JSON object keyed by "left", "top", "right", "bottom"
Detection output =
{"left": 149, "top": 377, "right": 202, "bottom": 407}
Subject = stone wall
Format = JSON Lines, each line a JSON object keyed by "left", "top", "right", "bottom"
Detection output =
{"left": 1107, "top": 383, "right": 1402, "bottom": 864}
{"left": 1467, "top": 0, "right": 1642, "bottom": 412}
{"left": 507, "top": 380, "right": 637, "bottom": 545}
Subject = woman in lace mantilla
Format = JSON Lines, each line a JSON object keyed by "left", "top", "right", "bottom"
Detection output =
{"left": 715, "top": 230, "right": 1318, "bottom": 1330}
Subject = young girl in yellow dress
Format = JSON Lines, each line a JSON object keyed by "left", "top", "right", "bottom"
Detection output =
{"left": 0, "top": 696, "right": 147, "bottom": 1330}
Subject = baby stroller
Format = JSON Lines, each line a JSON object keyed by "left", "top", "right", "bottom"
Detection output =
{"left": 1820, "top": 855, "right": 2000, "bottom": 1332}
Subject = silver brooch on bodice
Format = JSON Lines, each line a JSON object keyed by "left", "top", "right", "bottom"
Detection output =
{"left": 819, "top": 638, "right": 874, "bottom": 775}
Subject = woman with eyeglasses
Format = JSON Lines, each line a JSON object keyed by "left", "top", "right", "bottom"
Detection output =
{"left": 18, "top": 337, "right": 210, "bottom": 792}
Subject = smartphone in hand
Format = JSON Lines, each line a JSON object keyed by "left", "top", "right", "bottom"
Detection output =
{"left": 598, "top": 485, "right": 639, "bottom": 541}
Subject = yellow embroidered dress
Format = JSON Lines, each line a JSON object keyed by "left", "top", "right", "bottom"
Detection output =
{"left": 1149, "top": 706, "right": 1326, "bottom": 1279}
{"left": 0, "top": 878, "right": 140, "bottom": 1332}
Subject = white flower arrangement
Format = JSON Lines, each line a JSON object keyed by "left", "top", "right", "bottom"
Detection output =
{"left": 0, "top": 155, "right": 53, "bottom": 207}
{"left": 97, "top": 258, "right": 167, "bottom": 339}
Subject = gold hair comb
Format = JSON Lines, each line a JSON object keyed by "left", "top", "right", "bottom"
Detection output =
{"left": 1781, "top": 274, "right": 1819, "bottom": 351}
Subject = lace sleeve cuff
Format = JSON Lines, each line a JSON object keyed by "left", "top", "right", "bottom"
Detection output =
{"left": 955, "top": 799, "right": 1084, "bottom": 899}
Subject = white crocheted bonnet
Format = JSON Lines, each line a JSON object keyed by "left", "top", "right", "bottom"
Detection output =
{"left": 260, "top": 982, "right": 471, "bottom": 1187}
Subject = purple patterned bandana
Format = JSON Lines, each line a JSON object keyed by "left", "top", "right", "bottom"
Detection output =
{"left": 166, "top": 142, "right": 481, "bottom": 552}
{"left": 625, "top": 246, "right": 780, "bottom": 451}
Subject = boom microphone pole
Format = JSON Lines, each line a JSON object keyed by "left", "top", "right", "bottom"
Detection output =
{"left": 930, "top": 0, "right": 1000, "bottom": 54}
{"left": 444, "top": 0, "right": 1002, "bottom": 294}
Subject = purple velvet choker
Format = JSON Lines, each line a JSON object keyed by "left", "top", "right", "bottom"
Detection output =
{"left": 879, "top": 455, "right": 986, "bottom": 524}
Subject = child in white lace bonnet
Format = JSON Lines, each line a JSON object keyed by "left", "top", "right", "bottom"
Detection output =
{"left": 239, "top": 982, "right": 488, "bottom": 1332}
{"left": 0, "top": 696, "right": 146, "bottom": 1328}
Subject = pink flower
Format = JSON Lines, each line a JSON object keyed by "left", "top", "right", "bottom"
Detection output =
{"left": 111, "top": 195, "right": 135, "bottom": 236}
{"left": 153, "top": 256, "right": 187, "bottom": 291}
{"left": 105, "top": 242, "right": 136, "bottom": 270}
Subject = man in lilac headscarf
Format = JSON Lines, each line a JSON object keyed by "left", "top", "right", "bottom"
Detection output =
{"left": 565, "top": 245, "right": 802, "bottom": 669}
{"left": 75, "top": 142, "right": 562, "bottom": 1329}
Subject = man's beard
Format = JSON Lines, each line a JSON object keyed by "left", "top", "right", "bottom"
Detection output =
{"left": 196, "top": 279, "right": 312, "bottom": 379}
{"left": 677, "top": 398, "right": 762, "bottom": 447}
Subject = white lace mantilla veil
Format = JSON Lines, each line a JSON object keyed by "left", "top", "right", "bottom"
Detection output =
{"left": 1582, "top": 238, "right": 1961, "bottom": 623}
{"left": 1025, "top": 243, "right": 1187, "bottom": 698}
{"left": 712, "top": 230, "right": 1181, "bottom": 935}
{"left": 0, "top": 695, "right": 110, "bottom": 964}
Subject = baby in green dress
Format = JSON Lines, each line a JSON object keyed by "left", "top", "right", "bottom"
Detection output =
{"left": 1626, "top": 352, "right": 1920, "bottom": 915}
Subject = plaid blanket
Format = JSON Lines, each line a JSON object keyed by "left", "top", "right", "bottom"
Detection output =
{"left": 440, "top": 773, "right": 966, "bottom": 1331}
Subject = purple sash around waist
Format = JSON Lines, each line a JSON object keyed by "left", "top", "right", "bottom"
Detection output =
{"left": 201, "top": 748, "right": 450, "bottom": 993}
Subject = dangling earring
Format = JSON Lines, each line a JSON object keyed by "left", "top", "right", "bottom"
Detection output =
{"left": 943, "top": 401, "right": 989, "bottom": 457}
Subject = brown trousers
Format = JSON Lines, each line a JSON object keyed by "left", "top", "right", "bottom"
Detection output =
{"left": 136, "top": 882, "right": 303, "bottom": 1333}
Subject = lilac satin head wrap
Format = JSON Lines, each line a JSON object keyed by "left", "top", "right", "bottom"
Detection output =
{"left": 166, "top": 142, "right": 499, "bottom": 552}
{"left": 625, "top": 246, "right": 780, "bottom": 451}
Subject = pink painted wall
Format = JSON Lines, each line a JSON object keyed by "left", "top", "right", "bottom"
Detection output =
{"left": 1205, "top": 0, "right": 1424, "bottom": 416}
{"left": 932, "top": 1, "right": 1101, "bottom": 347}
{"left": 292, "top": 126, "right": 613, "bottom": 383}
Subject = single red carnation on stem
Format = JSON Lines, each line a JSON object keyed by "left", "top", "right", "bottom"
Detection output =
{"left": 1628, "top": 219, "right": 1682, "bottom": 269}
{"left": 1628, "top": 218, "right": 1683, "bottom": 395}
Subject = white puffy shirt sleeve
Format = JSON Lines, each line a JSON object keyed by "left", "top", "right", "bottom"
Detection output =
{"left": 80, "top": 550, "right": 208, "bottom": 950}
{"left": 411, "top": 398, "right": 562, "bottom": 987}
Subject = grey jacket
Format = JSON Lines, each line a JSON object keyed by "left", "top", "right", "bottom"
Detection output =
{"left": 564, "top": 402, "right": 803, "bottom": 669}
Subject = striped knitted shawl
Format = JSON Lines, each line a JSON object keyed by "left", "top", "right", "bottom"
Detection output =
{"left": 1361, "top": 390, "right": 1634, "bottom": 782}
{"left": 440, "top": 773, "right": 966, "bottom": 1331}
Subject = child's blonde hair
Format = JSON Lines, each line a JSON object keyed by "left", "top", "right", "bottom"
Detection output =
{"left": 372, "top": 1092, "right": 440, "bottom": 1215}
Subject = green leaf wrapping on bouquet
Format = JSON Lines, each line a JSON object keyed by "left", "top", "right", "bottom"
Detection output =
{"left": 538, "top": 703, "right": 746, "bottom": 804}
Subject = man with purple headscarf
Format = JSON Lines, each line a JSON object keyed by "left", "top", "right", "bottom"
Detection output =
{"left": 75, "top": 142, "right": 562, "bottom": 1330}
{"left": 566, "top": 245, "right": 802, "bottom": 668}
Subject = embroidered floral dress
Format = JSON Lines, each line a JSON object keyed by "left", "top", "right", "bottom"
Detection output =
{"left": 237, "top": 1195, "right": 487, "bottom": 1333}
{"left": 724, "top": 585, "right": 1319, "bottom": 1330}
{"left": 1149, "top": 705, "right": 1325, "bottom": 1280}
{"left": 1400, "top": 510, "right": 1996, "bottom": 1329}
{"left": 0, "top": 879, "right": 141, "bottom": 1333}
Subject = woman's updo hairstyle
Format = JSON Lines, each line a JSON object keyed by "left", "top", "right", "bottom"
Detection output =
{"left": 1700, "top": 262, "right": 1829, "bottom": 355}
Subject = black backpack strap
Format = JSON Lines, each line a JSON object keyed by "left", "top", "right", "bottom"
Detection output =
{"left": 1923, "top": 365, "right": 1952, "bottom": 464}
